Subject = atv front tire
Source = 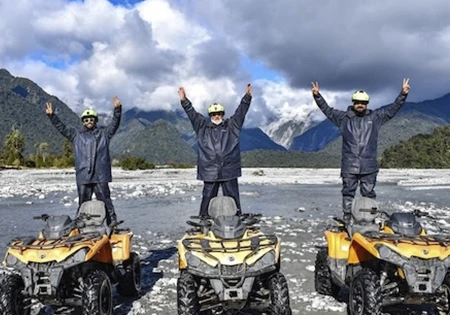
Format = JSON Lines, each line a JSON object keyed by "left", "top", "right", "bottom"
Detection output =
{"left": 349, "top": 267, "right": 382, "bottom": 315}
{"left": 268, "top": 272, "right": 291, "bottom": 315}
{"left": 82, "top": 270, "right": 113, "bottom": 315}
{"left": 177, "top": 271, "right": 200, "bottom": 315}
{"left": 314, "top": 247, "right": 340, "bottom": 297}
{"left": 0, "top": 274, "right": 30, "bottom": 315}
{"left": 437, "top": 273, "right": 450, "bottom": 315}
{"left": 117, "top": 252, "right": 141, "bottom": 297}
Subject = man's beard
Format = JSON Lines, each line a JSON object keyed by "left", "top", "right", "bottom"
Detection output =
{"left": 212, "top": 118, "right": 223, "bottom": 125}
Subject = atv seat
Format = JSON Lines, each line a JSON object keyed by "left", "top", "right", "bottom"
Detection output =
{"left": 208, "top": 196, "right": 238, "bottom": 218}
{"left": 78, "top": 200, "right": 110, "bottom": 236}
{"left": 349, "top": 197, "right": 380, "bottom": 237}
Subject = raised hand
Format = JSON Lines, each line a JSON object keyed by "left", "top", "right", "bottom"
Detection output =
{"left": 246, "top": 83, "right": 252, "bottom": 95}
{"left": 46, "top": 102, "right": 53, "bottom": 115}
{"left": 311, "top": 82, "right": 320, "bottom": 95}
{"left": 178, "top": 87, "right": 186, "bottom": 101}
{"left": 113, "top": 96, "right": 121, "bottom": 108}
{"left": 402, "top": 78, "right": 410, "bottom": 94}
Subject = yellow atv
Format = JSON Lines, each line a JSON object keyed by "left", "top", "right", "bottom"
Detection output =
{"left": 177, "top": 196, "right": 291, "bottom": 315}
{"left": 0, "top": 200, "right": 141, "bottom": 315}
{"left": 315, "top": 197, "right": 450, "bottom": 315}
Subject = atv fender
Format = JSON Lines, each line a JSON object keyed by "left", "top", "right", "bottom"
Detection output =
{"left": 110, "top": 231, "right": 132, "bottom": 262}
{"left": 347, "top": 233, "right": 380, "bottom": 265}
{"left": 324, "top": 231, "right": 350, "bottom": 260}
{"left": 85, "top": 235, "right": 113, "bottom": 263}
{"left": 324, "top": 230, "right": 350, "bottom": 285}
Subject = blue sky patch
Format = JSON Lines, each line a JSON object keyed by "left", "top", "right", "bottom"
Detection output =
{"left": 240, "top": 55, "right": 282, "bottom": 82}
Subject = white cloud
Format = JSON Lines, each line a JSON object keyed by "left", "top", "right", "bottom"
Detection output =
{"left": 0, "top": 0, "right": 449, "bottom": 138}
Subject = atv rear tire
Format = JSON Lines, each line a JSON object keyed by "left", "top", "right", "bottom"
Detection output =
{"left": 82, "top": 270, "right": 113, "bottom": 315}
{"left": 177, "top": 271, "right": 200, "bottom": 315}
{"left": 117, "top": 252, "right": 141, "bottom": 297}
{"left": 0, "top": 274, "right": 30, "bottom": 315}
{"left": 349, "top": 267, "right": 382, "bottom": 315}
{"left": 315, "top": 248, "right": 339, "bottom": 297}
{"left": 268, "top": 272, "right": 291, "bottom": 315}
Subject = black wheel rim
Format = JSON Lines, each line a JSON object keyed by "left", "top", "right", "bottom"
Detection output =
{"left": 351, "top": 278, "right": 364, "bottom": 315}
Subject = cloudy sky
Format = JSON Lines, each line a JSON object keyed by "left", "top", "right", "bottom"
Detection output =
{"left": 1, "top": 0, "right": 450, "bottom": 128}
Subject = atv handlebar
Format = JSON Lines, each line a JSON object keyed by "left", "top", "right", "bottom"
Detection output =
{"left": 33, "top": 214, "right": 50, "bottom": 221}
{"left": 187, "top": 220, "right": 210, "bottom": 228}
{"left": 413, "top": 209, "right": 433, "bottom": 218}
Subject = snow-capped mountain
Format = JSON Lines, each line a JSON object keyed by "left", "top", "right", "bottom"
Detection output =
{"left": 262, "top": 111, "right": 321, "bottom": 148}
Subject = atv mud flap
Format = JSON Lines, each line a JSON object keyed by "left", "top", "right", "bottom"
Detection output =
{"left": 329, "top": 257, "right": 347, "bottom": 286}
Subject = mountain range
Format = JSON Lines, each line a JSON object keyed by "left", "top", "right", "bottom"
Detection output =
{"left": 0, "top": 68, "right": 449, "bottom": 166}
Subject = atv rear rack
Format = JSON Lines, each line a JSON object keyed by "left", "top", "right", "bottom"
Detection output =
{"left": 9, "top": 233, "right": 103, "bottom": 251}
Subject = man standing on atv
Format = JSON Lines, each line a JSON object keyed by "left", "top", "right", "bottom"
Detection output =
{"left": 178, "top": 84, "right": 252, "bottom": 216}
{"left": 46, "top": 97, "right": 122, "bottom": 226}
{"left": 312, "top": 79, "right": 410, "bottom": 224}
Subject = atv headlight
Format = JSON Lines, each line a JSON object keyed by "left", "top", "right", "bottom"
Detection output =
{"left": 4, "top": 253, "right": 25, "bottom": 269}
{"left": 186, "top": 252, "right": 218, "bottom": 276}
{"left": 60, "top": 248, "right": 88, "bottom": 268}
{"left": 375, "top": 244, "right": 406, "bottom": 266}
{"left": 247, "top": 250, "right": 276, "bottom": 273}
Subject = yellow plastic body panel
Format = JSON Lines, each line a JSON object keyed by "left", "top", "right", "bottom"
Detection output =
{"left": 5, "top": 234, "right": 110, "bottom": 265}
{"left": 324, "top": 230, "right": 350, "bottom": 259}
{"left": 347, "top": 233, "right": 380, "bottom": 264}
{"left": 88, "top": 236, "right": 113, "bottom": 263}
{"left": 178, "top": 229, "right": 280, "bottom": 270}
{"left": 110, "top": 231, "right": 133, "bottom": 261}
{"left": 3, "top": 227, "right": 134, "bottom": 266}
{"left": 348, "top": 232, "right": 450, "bottom": 265}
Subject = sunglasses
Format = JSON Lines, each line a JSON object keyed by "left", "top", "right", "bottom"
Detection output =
{"left": 210, "top": 112, "right": 224, "bottom": 117}
{"left": 353, "top": 101, "right": 368, "bottom": 106}
{"left": 83, "top": 117, "right": 96, "bottom": 123}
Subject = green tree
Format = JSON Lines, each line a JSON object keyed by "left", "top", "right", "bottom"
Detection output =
{"left": 33, "top": 142, "right": 49, "bottom": 167}
{"left": 120, "top": 157, "right": 155, "bottom": 170}
{"left": 1, "top": 129, "right": 25, "bottom": 166}
{"left": 61, "top": 139, "right": 75, "bottom": 167}
{"left": 380, "top": 126, "right": 450, "bottom": 168}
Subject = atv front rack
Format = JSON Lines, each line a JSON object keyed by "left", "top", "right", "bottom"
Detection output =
{"left": 9, "top": 233, "right": 103, "bottom": 251}
{"left": 365, "top": 232, "right": 450, "bottom": 247}
{"left": 183, "top": 234, "right": 278, "bottom": 288}
{"left": 182, "top": 234, "right": 278, "bottom": 254}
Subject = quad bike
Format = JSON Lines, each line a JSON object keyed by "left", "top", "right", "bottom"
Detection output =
{"left": 0, "top": 200, "right": 141, "bottom": 315}
{"left": 315, "top": 197, "right": 450, "bottom": 315}
{"left": 177, "top": 196, "right": 291, "bottom": 315}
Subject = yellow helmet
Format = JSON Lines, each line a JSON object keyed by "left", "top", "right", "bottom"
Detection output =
{"left": 208, "top": 103, "right": 225, "bottom": 115}
{"left": 81, "top": 109, "right": 98, "bottom": 121}
{"left": 351, "top": 90, "right": 370, "bottom": 103}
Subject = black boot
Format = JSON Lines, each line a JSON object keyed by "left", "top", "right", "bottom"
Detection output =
{"left": 343, "top": 213, "right": 351, "bottom": 226}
